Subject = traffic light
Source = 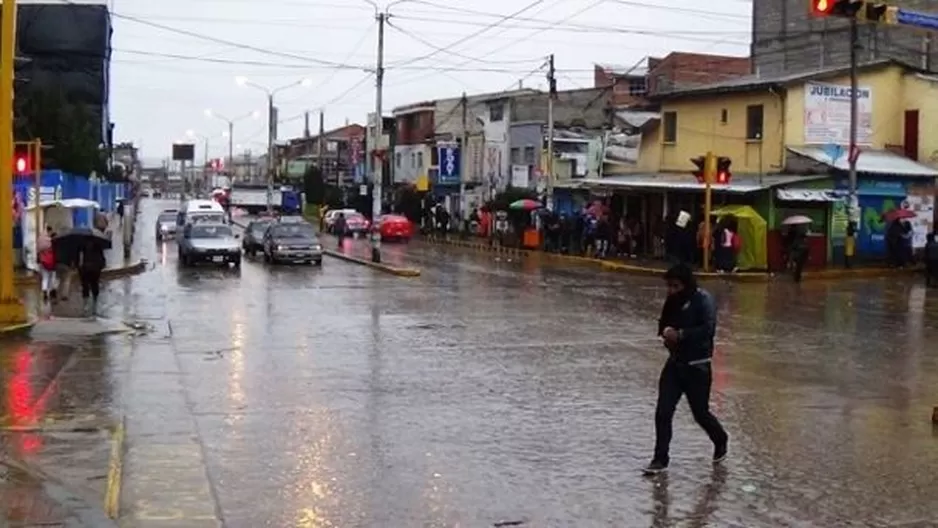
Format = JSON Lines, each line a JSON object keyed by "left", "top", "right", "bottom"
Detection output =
{"left": 716, "top": 156, "right": 732, "bottom": 184}
{"left": 13, "top": 144, "right": 32, "bottom": 175}
{"left": 809, "top": 0, "right": 894, "bottom": 22}
{"left": 690, "top": 156, "right": 706, "bottom": 183}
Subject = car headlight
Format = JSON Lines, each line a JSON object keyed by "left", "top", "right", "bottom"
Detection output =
{"left": 277, "top": 245, "right": 285, "bottom": 251}
{"left": 313, "top": 244, "right": 322, "bottom": 251}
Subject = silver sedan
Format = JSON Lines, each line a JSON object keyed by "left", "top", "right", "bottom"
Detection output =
{"left": 155, "top": 210, "right": 178, "bottom": 241}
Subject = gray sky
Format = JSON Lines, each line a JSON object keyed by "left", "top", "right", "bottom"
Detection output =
{"left": 109, "top": 0, "right": 752, "bottom": 164}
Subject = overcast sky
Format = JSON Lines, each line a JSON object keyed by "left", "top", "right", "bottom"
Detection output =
{"left": 109, "top": 0, "right": 752, "bottom": 164}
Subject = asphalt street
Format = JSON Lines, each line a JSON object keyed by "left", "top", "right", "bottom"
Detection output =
{"left": 4, "top": 199, "right": 938, "bottom": 527}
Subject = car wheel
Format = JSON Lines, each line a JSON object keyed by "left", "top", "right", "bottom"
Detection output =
{"left": 232, "top": 257, "right": 241, "bottom": 268}
{"left": 315, "top": 259, "right": 322, "bottom": 266}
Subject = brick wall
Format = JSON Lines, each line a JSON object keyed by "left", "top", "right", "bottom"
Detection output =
{"left": 511, "top": 88, "right": 610, "bottom": 128}
{"left": 753, "top": 0, "right": 938, "bottom": 75}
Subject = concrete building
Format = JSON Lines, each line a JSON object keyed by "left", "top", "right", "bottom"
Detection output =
{"left": 752, "top": 0, "right": 938, "bottom": 76}
{"left": 279, "top": 123, "right": 366, "bottom": 185}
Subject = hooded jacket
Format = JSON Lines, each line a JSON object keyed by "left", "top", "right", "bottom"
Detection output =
{"left": 658, "top": 269, "right": 717, "bottom": 365}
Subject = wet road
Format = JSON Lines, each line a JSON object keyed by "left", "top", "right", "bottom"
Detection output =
{"left": 7, "top": 201, "right": 938, "bottom": 527}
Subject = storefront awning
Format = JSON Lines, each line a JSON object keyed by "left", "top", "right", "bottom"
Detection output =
{"left": 580, "top": 174, "right": 825, "bottom": 194}
{"left": 787, "top": 145, "right": 938, "bottom": 176}
{"left": 775, "top": 189, "right": 842, "bottom": 202}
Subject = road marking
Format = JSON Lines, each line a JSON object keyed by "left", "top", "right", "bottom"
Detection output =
{"left": 104, "top": 415, "right": 125, "bottom": 519}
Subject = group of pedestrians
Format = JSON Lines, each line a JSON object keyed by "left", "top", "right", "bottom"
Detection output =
{"left": 36, "top": 223, "right": 108, "bottom": 315}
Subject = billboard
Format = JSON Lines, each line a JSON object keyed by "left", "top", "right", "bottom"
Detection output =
{"left": 172, "top": 143, "right": 195, "bottom": 161}
{"left": 804, "top": 82, "right": 873, "bottom": 145}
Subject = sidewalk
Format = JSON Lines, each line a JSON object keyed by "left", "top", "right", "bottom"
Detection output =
{"left": 418, "top": 233, "right": 924, "bottom": 282}
{"left": 0, "top": 458, "right": 116, "bottom": 526}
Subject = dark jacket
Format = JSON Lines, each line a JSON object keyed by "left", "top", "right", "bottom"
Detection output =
{"left": 658, "top": 287, "right": 717, "bottom": 365}
{"left": 926, "top": 240, "right": 938, "bottom": 263}
{"left": 77, "top": 241, "right": 107, "bottom": 272}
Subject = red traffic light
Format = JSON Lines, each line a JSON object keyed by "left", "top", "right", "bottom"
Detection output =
{"left": 690, "top": 156, "right": 706, "bottom": 183}
{"left": 811, "top": 0, "right": 834, "bottom": 16}
{"left": 15, "top": 156, "right": 27, "bottom": 173}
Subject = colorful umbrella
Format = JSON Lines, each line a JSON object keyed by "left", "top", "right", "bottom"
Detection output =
{"left": 508, "top": 199, "right": 542, "bottom": 211}
{"left": 882, "top": 208, "right": 916, "bottom": 222}
{"left": 782, "top": 215, "right": 813, "bottom": 226}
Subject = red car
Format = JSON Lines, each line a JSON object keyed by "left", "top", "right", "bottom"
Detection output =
{"left": 342, "top": 213, "right": 371, "bottom": 235}
{"left": 377, "top": 214, "right": 413, "bottom": 242}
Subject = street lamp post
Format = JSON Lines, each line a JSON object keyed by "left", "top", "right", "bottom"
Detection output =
{"left": 186, "top": 130, "right": 211, "bottom": 192}
{"left": 204, "top": 109, "right": 259, "bottom": 182}
{"left": 235, "top": 76, "right": 311, "bottom": 214}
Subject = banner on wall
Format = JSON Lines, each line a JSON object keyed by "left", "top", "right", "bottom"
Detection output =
{"left": 804, "top": 82, "right": 873, "bottom": 145}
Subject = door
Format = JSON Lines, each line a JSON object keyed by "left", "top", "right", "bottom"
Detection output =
{"left": 904, "top": 110, "right": 919, "bottom": 161}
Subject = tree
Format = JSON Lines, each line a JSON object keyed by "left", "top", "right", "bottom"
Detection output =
{"left": 301, "top": 164, "right": 343, "bottom": 207}
{"left": 14, "top": 86, "right": 106, "bottom": 177}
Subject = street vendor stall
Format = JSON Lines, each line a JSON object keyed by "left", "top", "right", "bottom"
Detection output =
{"left": 21, "top": 198, "right": 100, "bottom": 271}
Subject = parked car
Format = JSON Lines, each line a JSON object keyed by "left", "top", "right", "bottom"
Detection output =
{"left": 178, "top": 223, "right": 241, "bottom": 268}
{"left": 377, "top": 214, "right": 413, "bottom": 242}
{"left": 341, "top": 213, "right": 371, "bottom": 236}
{"left": 324, "top": 208, "right": 358, "bottom": 233}
{"left": 242, "top": 218, "right": 273, "bottom": 256}
{"left": 263, "top": 221, "right": 323, "bottom": 265}
{"left": 155, "top": 209, "right": 179, "bottom": 241}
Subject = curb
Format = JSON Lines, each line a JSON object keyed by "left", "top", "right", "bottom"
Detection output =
{"left": 14, "top": 260, "right": 148, "bottom": 286}
{"left": 104, "top": 415, "right": 125, "bottom": 519}
{"left": 323, "top": 249, "right": 421, "bottom": 277}
{"left": 0, "top": 317, "right": 38, "bottom": 336}
{"left": 421, "top": 235, "right": 918, "bottom": 282}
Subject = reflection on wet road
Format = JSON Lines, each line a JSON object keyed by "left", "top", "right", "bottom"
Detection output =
{"left": 10, "top": 200, "right": 938, "bottom": 526}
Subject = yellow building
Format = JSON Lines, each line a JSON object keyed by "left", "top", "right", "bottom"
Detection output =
{"left": 584, "top": 60, "right": 938, "bottom": 266}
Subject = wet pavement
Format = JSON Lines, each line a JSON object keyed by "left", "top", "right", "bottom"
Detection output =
{"left": 4, "top": 204, "right": 938, "bottom": 526}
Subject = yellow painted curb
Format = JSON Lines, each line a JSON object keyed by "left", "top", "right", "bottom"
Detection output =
{"left": 14, "top": 260, "right": 147, "bottom": 286}
{"left": 104, "top": 415, "right": 125, "bottom": 519}
{"left": 323, "top": 249, "right": 421, "bottom": 277}
{"left": 0, "top": 317, "right": 37, "bottom": 336}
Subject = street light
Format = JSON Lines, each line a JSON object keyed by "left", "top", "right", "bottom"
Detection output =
{"left": 204, "top": 109, "right": 258, "bottom": 181}
{"left": 234, "top": 76, "right": 311, "bottom": 213}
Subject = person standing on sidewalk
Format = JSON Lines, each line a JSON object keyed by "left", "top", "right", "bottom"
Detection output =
{"left": 644, "top": 263, "right": 728, "bottom": 476}
{"left": 77, "top": 237, "right": 106, "bottom": 316}
{"left": 37, "top": 226, "right": 57, "bottom": 301}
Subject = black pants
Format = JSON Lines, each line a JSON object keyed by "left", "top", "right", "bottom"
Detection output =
{"left": 653, "top": 360, "right": 727, "bottom": 466}
{"left": 792, "top": 252, "right": 808, "bottom": 282}
{"left": 927, "top": 262, "right": 938, "bottom": 287}
{"left": 78, "top": 268, "right": 102, "bottom": 300}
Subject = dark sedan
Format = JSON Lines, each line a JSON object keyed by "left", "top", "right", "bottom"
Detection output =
{"left": 242, "top": 219, "right": 273, "bottom": 256}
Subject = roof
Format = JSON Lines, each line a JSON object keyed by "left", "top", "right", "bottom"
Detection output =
{"left": 787, "top": 145, "right": 938, "bottom": 177}
{"left": 652, "top": 60, "right": 907, "bottom": 99}
{"left": 615, "top": 110, "right": 659, "bottom": 129}
{"left": 579, "top": 173, "right": 827, "bottom": 193}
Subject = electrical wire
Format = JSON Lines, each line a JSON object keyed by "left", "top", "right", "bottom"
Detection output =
{"left": 284, "top": 25, "right": 376, "bottom": 105}
{"left": 385, "top": 20, "right": 549, "bottom": 65}
{"left": 386, "top": 0, "right": 545, "bottom": 68}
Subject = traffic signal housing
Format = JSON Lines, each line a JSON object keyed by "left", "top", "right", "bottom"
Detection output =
{"left": 14, "top": 143, "right": 33, "bottom": 175}
{"left": 716, "top": 156, "right": 732, "bottom": 184}
{"left": 691, "top": 156, "right": 706, "bottom": 183}
{"left": 809, "top": 0, "right": 893, "bottom": 22}
{"left": 691, "top": 153, "right": 728, "bottom": 184}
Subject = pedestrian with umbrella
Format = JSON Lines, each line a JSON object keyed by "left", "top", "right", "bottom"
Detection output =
{"left": 782, "top": 215, "right": 812, "bottom": 282}
{"left": 56, "top": 227, "right": 110, "bottom": 315}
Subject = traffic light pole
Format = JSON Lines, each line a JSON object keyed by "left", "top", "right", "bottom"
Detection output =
{"left": 0, "top": 0, "right": 27, "bottom": 326}
{"left": 370, "top": 11, "right": 386, "bottom": 263}
{"left": 702, "top": 152, "right": 716, "bottom": 273}
{"left": 846, "top": 16, "right": 859, "bottom": 268}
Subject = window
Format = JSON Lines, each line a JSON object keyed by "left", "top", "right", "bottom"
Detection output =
{"left": 489, "top": 102, "right": 504, "bottom": 122}
{"left": 523, "top": 146, "right": 536, "bottom": 165}
{"left": 416, "top": 151, "right": 423, "bottom": 168}
{"left": 720, "top": 109, "right": 728, "bottom": 124}
{"left": 410, "top": 152, "right": 416, "bottom": 167}
{"left": 430, "top": 147, "right": 439, "bottom": 166}
{"left": 629, "top": 79, "right": 646, "bottom": 96}
{"left": 746, "top": 104, "right": 764, "bottom": 140}
{"left": 511, "top": 147, "right": 521, "bottom": 165}
{"left": 395, "top": 152, "right": 402, "bottom": 168}
{"left": 662, "top": 111, "right": 677, "bottom": 143}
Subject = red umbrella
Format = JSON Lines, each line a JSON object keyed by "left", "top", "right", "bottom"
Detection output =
{"left": 882, "top": 208, "right": 916, "bottom": 222}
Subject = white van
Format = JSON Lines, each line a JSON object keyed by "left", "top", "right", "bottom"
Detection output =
{"left": 177, "top": 199, "right": 226, "bottom": 226}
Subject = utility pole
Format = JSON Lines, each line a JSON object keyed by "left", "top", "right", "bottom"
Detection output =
{"left": 317, "top": 110, "right": 325, "bottom": 185}
{"left": 0, "top": 0, "right": 26, "bottom": 325}
{"left": 227, "top": 121, "right": 234, "bottom": 181}
{"left": 266, "top": 93, "right": 275, "bottom": 213}
{"left": 459, "top": 92, "right": 468, "bottom": 225}
{"left": 546, "top": 53, "right": 556, "bottom": 211}
{"left": 304, "top": 111, "right": 311, "bottom": 138}
{"left": 369, "top": 11, "right": 386, "bottom": 262}
{"left": 845, "top": 16, "right": 859, "bottom": 268}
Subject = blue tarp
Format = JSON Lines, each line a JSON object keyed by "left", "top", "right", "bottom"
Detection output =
{"left": 11, "top": 171, "right": 127, "bottom": 248}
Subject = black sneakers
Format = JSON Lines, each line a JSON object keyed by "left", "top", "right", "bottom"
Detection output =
{"left": 642, "top": 461, "right": 668, "bottom": 476}
{"left": 713, "top": 441, "right": 728, "bottom": 464}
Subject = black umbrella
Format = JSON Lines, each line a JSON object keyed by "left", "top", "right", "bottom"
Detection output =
{"left": 55, "top": 226, "right": 112, "bottom": 250}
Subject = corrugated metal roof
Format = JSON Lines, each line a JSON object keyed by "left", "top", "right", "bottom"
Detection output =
{"left": 579, "top": 174, "right": 826, "bottom": 193}
{"left": 787, "top": 145, "right": 938, "bottom": 176}
{"left": 615, "top": 110, "right": 659, "bottom": 129}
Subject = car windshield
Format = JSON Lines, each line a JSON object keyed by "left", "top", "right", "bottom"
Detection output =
{"left": 347, "top": 214, "right": 365, "bottom": 222}
{"left": 190, "top": 213, "right": 224, "bottom": 224}
{"left": 249, "top": 222, "right": 271, "bottom": 234}
{"left": 270, "top": 224, "right": 315, "bottom": 238}
{"left": 158, "top": 213, "right": 176, "bottom": 223}
{"left": 190, "top": 225, "right": 232, "bottom": 238}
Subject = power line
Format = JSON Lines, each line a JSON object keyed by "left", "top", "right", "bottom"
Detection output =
{"left": 384, "top": 21, "right": 548, "bottom": 65}
{"left": 386, "top": 0, "right": 546, "bottom": 68}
